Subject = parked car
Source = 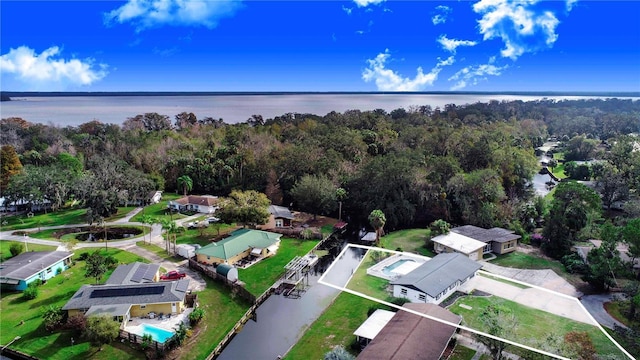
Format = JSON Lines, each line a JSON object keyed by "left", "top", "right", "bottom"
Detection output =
{"left": 207, "top": 217, "right": 220, "bottom": 224}
{"left": 187, "top": 221, "right": 208, "bottom": 229}
{"left": 160, "top": 270, "right": 186, "bottom": 280}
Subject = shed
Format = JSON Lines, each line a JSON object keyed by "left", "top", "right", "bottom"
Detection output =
{"left": 216, "top": 264, "right": 238, "bottom": 282}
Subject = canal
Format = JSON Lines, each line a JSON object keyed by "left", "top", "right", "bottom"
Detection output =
{"left": 217, "top": 244, "right": 366, "bottom": 360}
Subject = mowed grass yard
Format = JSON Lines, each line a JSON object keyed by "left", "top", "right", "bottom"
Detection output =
{"left": 0, "top": 207, "right": 139, "bottom": 232}
{"left": 0, "top": 241, "right": 57, "bottom": 261}
{"left": 380, "top": 229, "right": 436, "bottom": 257}
{"left": 346, "top": 250, "right": 393, "bottom": 301}
{"left": 283, "top": 292, "right": 380, "bottom": 360}
{"left": 449, "top": 295, "right": 627, "bottom": 358}
{"left": 0, "top": 248, "right": 149, "bottom": 360}
{"left": 130, "top": 193, "right": 186, "bottom": 223}
{"left": 490, "top": 251, "right": 583, "bottom": 286}
{"left": 239, "top": 238, "right": 319, "bottom": 296}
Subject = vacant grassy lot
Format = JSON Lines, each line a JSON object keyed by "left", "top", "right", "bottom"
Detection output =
{"left": 380, "top": 229, "right": 435, "bottom": 257}
{"left": 0, "top": 241, "right": 57, "bottom": 261}
{"left": 346, "top": 250, "right": 392, "bottom": 300}
{"left": 449, "top": 295, "right": 627, "bottom": 358}
{"left": 239, "top": 238, "right": 319, "bottom": 296}
{"left": 283, "top": 292, "right": 380, "bottom": 360}
{"left": 490, "top": 251, "right": 583, "bottom": 287}
{"left": 130, "top": 193, "right": 186, "bottom": 223}
{"left": 0, "top": 248, "right": 148, "bottom": 359}
{"left": 0, "top": 208, "right": 88, "bottom": 231}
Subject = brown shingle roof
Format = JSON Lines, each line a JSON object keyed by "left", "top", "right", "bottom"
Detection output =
{"left": 357, "top": 303, "right": 461, "bottom": 360}
{"left": 174, "top": 195, "right": 218, "bottom": 206}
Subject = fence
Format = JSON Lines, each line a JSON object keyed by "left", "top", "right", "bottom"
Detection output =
{"left": 119, "top": 329, "right": 167, "bottom": 353}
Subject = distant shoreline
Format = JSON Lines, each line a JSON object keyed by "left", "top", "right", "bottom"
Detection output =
{"left": 2, "top": 91, "right": 640, "bottom": 98}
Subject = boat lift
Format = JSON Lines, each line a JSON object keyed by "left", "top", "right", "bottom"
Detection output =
{"left": 274, "top": 253, "right": 319, "bottom": 298}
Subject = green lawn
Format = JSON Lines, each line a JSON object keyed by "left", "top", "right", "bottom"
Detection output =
{"left": 129, "top": 193, "right": 186, "bottom": 223}
{"left": 174, "top": 224, "right": 238, "bottom": 247}
{"left": 135, "top": 241, "right": 183, "bottom": 263}
{"left": 346, "top": 251, "right": 392, "bottom": 301}
{"left": 238, "top": 238, "right": 319, "bottom": 296}
{"left": 490, "top": 251, "right": 584, "bottom": 287}
{"left": 448, "top": 345, "right": 477, "bottom": 360}
{"left": 0, "top": 241, "right": 57, "bottom": 261}
{"left": 175, "top": 278, "right": 251, "bottom": 360}
{"left": 0, "top": 208, "right": 88, "bottom": 231}
{"left": 28, "top": 225, "right": 150, "bottom": 241}
{"left": 380, "top": 229, "right": 436, "bottom": 257}
{"left": 283, "top": 292, "right": 380, "bottom": 360}
{"left": 449, "top": 295, "right": 627, "bottom": 358}
{"left": 0, "top": 248, "right": 148, "bottom": 360}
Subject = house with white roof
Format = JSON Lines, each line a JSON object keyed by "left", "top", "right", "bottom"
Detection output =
{"left": 431, "top": 231, "right": 486, "bottom": 260}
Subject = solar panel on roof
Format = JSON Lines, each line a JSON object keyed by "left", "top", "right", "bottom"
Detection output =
{"left": 143, "top": 267, "right": 156, "bottom": 281}
{"left": 176, "top": 280, "right": 189, "bottom": 293}
{"left": 131, "top": 266, "right": 147, "bottom": 283}
{"left": 90, "top": 286, "right": 164, "bottom": 298}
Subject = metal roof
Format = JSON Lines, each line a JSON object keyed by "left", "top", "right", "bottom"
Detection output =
{"left": 0, "top": 251, "right": 73, "bottom": 281}
{"left": 106, "top": 262, "right": 160, "bottom": 285}
{"left": 62, "top": 279, "right": 190, "bottom": 311}
{"left": 196, "top": 228, "right": 281, "bottom": 260}
{"left": 353, "top": 309, "right": 396, "bottom": 340}
{"left": 268, "top": 205, "right": 295, "bottom": 220}
{"left": 391, "top": 253, "right": 482, "bottom": 297}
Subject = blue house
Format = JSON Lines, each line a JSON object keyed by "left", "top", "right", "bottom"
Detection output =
{"left": 0, "top": 251, "right": 73, "bottom": 291}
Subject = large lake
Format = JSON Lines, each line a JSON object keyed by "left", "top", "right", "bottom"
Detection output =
{"left": 2, "top": 94, "right": 637, "bottom": 126}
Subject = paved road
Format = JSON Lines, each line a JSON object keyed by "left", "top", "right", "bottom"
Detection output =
{"left": 0, "top": 208, "right": 206, "bottom": 291}
{"left": 580, "top": 293, "right": 628, "bottom": 330}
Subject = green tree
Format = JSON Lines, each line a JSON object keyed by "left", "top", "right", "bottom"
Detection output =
{"left": 177, "top": 175, "right": 193, "bottom": 196}
{"left": 42, "top": 305, "right": 65, "bottom": 332}
{"left": 9, "top": 243, "right": 24, "bottom": 257}
{"left": 85, "top": 251, "right": 108, "bottom": 284}
{"left": 1, "top": 145, "right": 23, "bottom": 192}
{"left": 622, "top": 218, "right": 640, "bottom": 267}
{"left": 188, "top": 307, "right": 205, "bottom": 326}
{"left": 290, "top": 174, "right": 337, "bottom": 220}
{"left": 161, "top": 219, "right": 181, "bottom": 254}
{"left": 582, "top": 222, "right": 623, "bottom": 291}
{"left": 564, "top": 135, "right": 598, "bottom": 161}
{"left": 336, "top": 187, "right": 347, "bottom": 221}
{"left": 368, "top": 209, "right": 386, "bottom": 246}
{"left": 22, "top": 281, "right": 39, "bottom": 300}
{"left": 542, "top": 182, "right": 602, "bottom": 258}
{"left": 447, "top": 168, "right": 505, "bottom": 227}
{"left": 83, "top": 315, "right": 120, "bottom": 349}
{"left": 217, "top": 190, "right": 270, "bottom": 228}
{"left": 476, "top": 305, "right": 518, "bottom": 360}
{"left": 429, "top": 219, "right": 451, "bottom": 237}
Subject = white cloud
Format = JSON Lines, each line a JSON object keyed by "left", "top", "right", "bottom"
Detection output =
{"left": 362, "top": 49, "right": 454, "bottom": 91}
{"left": 342, "top": 5, "right": 353, "bottom": 15}
{"left": 353, "top": 0, "right": 385, "bottom": 8}
{"left": 432, "top": 5, "right": 452, "bottom": 25}
{"left": 437, "top": 34, "right": 478, "bottom": 54}
{"left": 0, "top": 46, "right": 107, "bottom": 90}
{"left": 104, "top": 0, "right": 243, "bottom": 32}
{"left": 473, "top": 0, "right": 560, "bottom": 60}
{"left": 448, "top": 61, "right": 507, "bottom": 90}
{"left": 566, "top": 0, "right": 578, "bottom": 11}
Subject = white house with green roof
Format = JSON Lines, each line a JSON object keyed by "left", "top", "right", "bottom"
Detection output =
{"left": 195, "top": 229, "right": 281, "bottom": 266}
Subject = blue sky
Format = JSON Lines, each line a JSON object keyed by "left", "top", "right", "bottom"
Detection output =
{"left": 1, "top": 0, "right": 639, "bottom": 92}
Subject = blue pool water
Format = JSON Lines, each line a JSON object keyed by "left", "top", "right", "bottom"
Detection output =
{"left": 138, "top": 323, "right": 175, "bottom": 343}
{"left": 382, "top": 259, "right": 415, "bottom": 276}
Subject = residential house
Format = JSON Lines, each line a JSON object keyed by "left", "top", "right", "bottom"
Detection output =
{"left": 391, "top": 253, "right": 482, "bottom": 305}
{"left": 148, "top": 190, "right": 162, "bottom": 204}
{"left": 195, "top": 228, "right": 281, "bottom": 266}
{"left": 167, "top": 195, "right": 219, "bottom": 214}
{"left": 357, "top": 303, "right": 462, "bottom": 360}
{"left": 258, "top": 205, "right": 295, "bottom": 229}
{"left": 0, "top": 251, "right": 73, "bottom": 291}
{"left": 62, "top": 279, "right": 190, "bottom": 323}
{"left": 451, "top": 225, "right": 521, "bottom": 255}
{"left": 432, "top": 232, "right": 485, "bottom": 260}
{"left": 106, "top": 262, "right": 160, "bottom": 285}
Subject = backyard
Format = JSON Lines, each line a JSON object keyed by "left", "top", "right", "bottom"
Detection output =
{"left": 346, "top": 250, "right": 393, "bottom": 301}
{"left": 0, "top": 248, "right": 148, "bottom": 360}
{"left": 0, "top": 241, "right": 57, "bottom": 261}
{"left": 379, "top": 228, "right": 435, "bottom": 257}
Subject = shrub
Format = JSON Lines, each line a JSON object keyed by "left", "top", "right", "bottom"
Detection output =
{"left": 23, "top": 282, "right": 39, "bottom": 300}
{"left": 141, "top": 333, "right": 153, "bottom": 350}
{"left": 9, "top": 243, "right": 24, "bottom": 257}
{"left": 43, "top": 305, "right": 65, "bottom": 332}
{"left": 188, "top": 307, "right": 205, "bottom": 325}
{"left": 78, "top": 252, "right": 89, "bottom": 261}
{"left": 561, "top": 253, "right": 588, "bottom": 274}
{"left": 64, "top": 314, "right": 87, "bottom": 336}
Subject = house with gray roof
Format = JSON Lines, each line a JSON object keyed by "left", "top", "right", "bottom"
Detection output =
{"left": 168, "top": 195, "right": 219, "bottom": 214}
{"left": 62, "top": 279, "right": 190, "bottom": 324}
{"left": 451, "top": 225, "right": 520, "bottom": 255}
{"left": 357, "top": 303, "right": 461, "bottom": 360}
{"left": 259, "top": 205, "right": 295, "bottom": 229}
{"left": 0, "top": 251, "right": 73, "bottom": 291}
{"left": 106, "top": 262, "right": 160, "bottom": 285}
{"left": 391, "top": 253, "right": 482, "bottom": 304}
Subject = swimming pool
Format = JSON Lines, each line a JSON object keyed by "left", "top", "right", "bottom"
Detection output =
{"left": 382, "top": 259, "right": 416, "bottom": 276}
{"left": 136, "top": 323, "right": 175, "bottom": 343}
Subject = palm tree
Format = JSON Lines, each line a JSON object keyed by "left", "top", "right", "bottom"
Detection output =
{"left": 176, "top": 175, "right": 193, "bottom": 196}
{"left": 140, "top": 214, "right": 155, "bottom": 245}
{"left": 161, "top": 219, "right": 180, "bottom": 254}
{"left": 368, "top": 209, "right": 386, "bottom": 247}
{"left": 336, "top": 187, "right": 347, "bottom": 221}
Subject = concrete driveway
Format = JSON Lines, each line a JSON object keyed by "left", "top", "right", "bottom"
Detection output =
{"left": 459, "top": 272, "right": 595, "bottom": 325}
{"left": 481, "top": 262, "right": 581, "bottom": 297}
